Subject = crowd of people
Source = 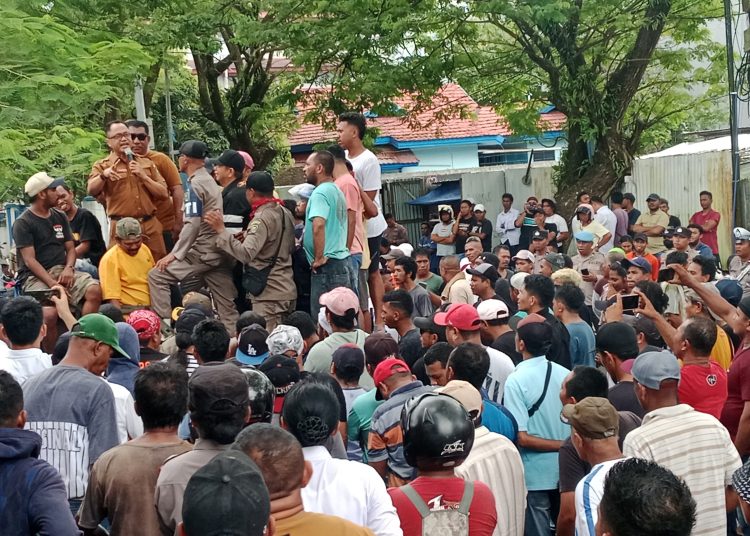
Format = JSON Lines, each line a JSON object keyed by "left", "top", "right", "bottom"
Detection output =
{"left": 2, "top": 111, "right": 750, "bottom": 536}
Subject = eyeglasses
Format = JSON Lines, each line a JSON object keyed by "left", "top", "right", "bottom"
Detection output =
{"left": 130, "top": 133, "right": 148, "bottom": 141}
{"left": 107, "top": 133, "right": 130, "bottom": 140}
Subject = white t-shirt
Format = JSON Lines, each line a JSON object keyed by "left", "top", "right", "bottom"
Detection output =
{"left": 0, "top": 347, "right": 52, "bottom": 384}
{"left": 546, "top": 214, "right": 569, "bottom": 247}
{"left": 432, "top": 222, "right": 456, "bottom": 256}
{"left": 594, "top": 206, "right": 617, "bottom": 253}
{"left": 575, "top": 458, "right": 628, "bottom": 536}
{"left": 348, "top": 150, "right": 387, "bottom": 238}
{"left": 105, "top": 379, "right": 144, "bottom": 443}
{"left": 484, "top": 346, "right": 516, "bottom": 403}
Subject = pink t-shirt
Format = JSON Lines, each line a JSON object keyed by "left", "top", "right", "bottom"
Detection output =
{"left": 335, "top": 173, "right": 365, "bottom": 255}
{"left": 690, "top": 209, "right": 720, "bottom": 254}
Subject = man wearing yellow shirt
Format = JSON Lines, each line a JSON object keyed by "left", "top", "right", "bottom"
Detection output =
{"left": 99, "top": 217, "right": 155, "bottom": 312}
{"left": 631, "top": 193, "right": 669, "bottom": 255}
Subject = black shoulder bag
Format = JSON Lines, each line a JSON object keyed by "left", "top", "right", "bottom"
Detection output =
{"left": 242, "top": 207, "right": 286, "bottom": 296}
{"left": 528, "top": 360, "right": 552, "bottom": 418}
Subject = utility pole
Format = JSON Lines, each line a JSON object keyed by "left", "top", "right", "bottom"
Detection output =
{"left": 134, "top": 78, "right": 147, "bottom": 121}
{"left": 726, "top": 0, "right": 741, "bottom": 236}
{"left": 164, "top": 64, "right": 175, "bottom": 161}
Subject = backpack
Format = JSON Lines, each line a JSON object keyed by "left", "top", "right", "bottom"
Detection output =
{"left": 400, "top": 481, "right": 474, "bottom": 536}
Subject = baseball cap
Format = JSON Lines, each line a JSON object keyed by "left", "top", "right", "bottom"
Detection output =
{"left": 473, "top": 204, "right": 486, "bottom": 213}
{"left": 562, "top": 397, "right": 619, "bottom": 439}
{"left": 575, "top": 204, "right": 593, "bottom": 215}
{"left": 438, "top": 205, "right": 454, "bottom": 216}
{"left": 174, "top": 307, "right": 210, "bottom": 335}
{"left": 332, "top": 344, "right": 365, "bottom": 376}
{"left": 246, "top": 171, "right": 274, "bottom": 194}
{"left": 235, "top": 324, "right": 270, "bottom": 366}
{"left": 434, "top": 303, "right": 481, "bottom": 331}
{"left": 631, "top": 351, "right": 681, "bottom": 389}
{"left": 182, "top": 291, "right": 213, "bottom": 310}
{"left": 258, "top": 355, "right": 300, "bottom": 413}
{"left": 621, "top": 256, "right": 652, "bottom": 274}
{"left": 288, "top": 183, "right": 314, "bottom": 199}
{"left": 237, "top": 150, "right": 255, "bottom": 171}
{"left": 25, "top": 172, "right": 64, "bottom": 197}
{"left": 364, "top": 331, "right": 399, "bottom": 366}
{"left": 531, "top": 229, "right": 546, "bottom": 241}
{"left": 479, "top": 253, "right": 500, "bottom": 269}
{"left": 543, "top": 253, "right": 565, "bottom": 272}
{"left": 127, "top": 309, "right": 161, "bottom": 342}
{"left": 632, "top": 232, "right": 648, "bottom": 242}
{"left": 115, "top": 217, "right": 142, "bottom": 240}
{"left": 189, "top": 362, "right": 250, "bottom": 416}
{"left": 684, "top": 285, "right": 723, "bottom": 322}
{"left": 466, "top": 263, "right": 500, "bottom": 283}
{"left": 179, "top": 140, "right": 209, "bottom": 159}
{"left": 204, "top": 158, "right": 216, "bottom": 175}
{"left": 510, "top": 271, "right": 530, "bottom": 290}
{"left": 373, "top": 357, "right": 411, "bottom": 400}
{"left": 414, "top": 312, "right": 447, "bottom": 337}
{"left": 436, "top": 380, "right": 482, "bottom": 418}
{"left": 216, "top": 149, "right": 245, "bottom": 174}
{"left": 623, "top": 192, "right": 636, "bottom": 202}
{"left": 476, "top": 299, "right": 510, "bottom": 321}
{"left": 646, "top": 193, "right": 661, "bottom": 202}
{"left": 70, "top": 313, "right": 131, "bottom": 359}
{"left": 182, "top": 450, "right": 270, "bottom": 536}
{"left": 266, "top": 325, "right": 304, "bottom": 357}
{"left": 596, "top": 322, "right": 639, "bottom": 359}
{"left": 574, "top": 231, "right": 595, "bottom": 242}
{"left": 734, "top": 227, "right": 750, "bottom": 242}
{"left": 512, "top": 250, "right": 535, "bottom": 262}
{"left": 716, "top": 278, "right": 743, "bottom": 307}
{"left": 320, "top": 287, "right": 359, "bottom": 316}
{"left": 672, "top": 226, "right": 691, "bottom": 238}
{"left": 382, "top": 248, "right": 405, "bottom": 261}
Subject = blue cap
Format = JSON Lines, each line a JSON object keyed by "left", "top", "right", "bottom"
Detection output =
{"left": 621, "top": 256, "right": 652, "bottom": 274}
{"left": 716, "top": 279, "right": 743, "bottom": 307}
{"left": 632, "top": 351, "right": 680, "bottom": 389}
{"left": 574, "top": 231, "right": 595, "bottom": 242}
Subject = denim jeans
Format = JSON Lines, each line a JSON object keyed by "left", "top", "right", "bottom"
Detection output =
{"left": 525, "top": 490, "right": 556, "bottom": 536}
{"left": 310, "top": 257, "right": 356, "bottom": 321}
{"left": 350, "top": 254, "right": 362, "bottom": 296}
{"left": 74, "top": 258, "right": 99, "bottom": 279}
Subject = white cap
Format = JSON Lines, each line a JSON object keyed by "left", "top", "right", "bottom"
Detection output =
{"left": 512, "top": 250, "right": 535, "bottom": 262}
{"left": 476, "top": 299, "right": 510, "bottom": 321}
{"left": 399, "top": 243, "right": 414, "bottom": 257}
{"left": 288, "top": 183, "right": 315, "bottom": 199}
{"left": 510, "top": 272, "right": 530, "bottom": 290}
{"left": 474, "top": 204, "right": 486, "bottom": 212}
{"left": 25, "top": 172, "right": 64, "bottom": 197}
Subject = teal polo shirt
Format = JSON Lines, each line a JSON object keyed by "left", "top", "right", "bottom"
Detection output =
{"left": 504, "top": 356, "right": 571, "bottom": 491}
{"left": 303, "top": 182, "right": 350, "bottom": 263}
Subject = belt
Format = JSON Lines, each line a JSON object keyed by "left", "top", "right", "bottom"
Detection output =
{"left": 110, "top": 214, "right": 154, "bottom": 222}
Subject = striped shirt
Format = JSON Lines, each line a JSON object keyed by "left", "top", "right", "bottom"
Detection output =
{"left": 574, "top": 458, "right": 628, "bottom": 536}
{"left": 455, "top": 426, "right": 526, "bottom": 536}
{"left": 368, "top": 381, "right": 433, "bottom": 481}
{"left": 623, "top": 404, "right": 741, "bottom": 536}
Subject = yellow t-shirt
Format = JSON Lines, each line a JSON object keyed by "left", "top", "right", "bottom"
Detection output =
{"left": 99, "top": 244, "right": 155, "bottom": 306}
{"left": 581, "top": 220, "right": 610, "bottom": 244}
{"left": 634, "top": 210, "right": 670, "bottom": 254}
{"left": 711, "top": 325, "right": 733, "bottom": 371}
{"left": 273, "top": 511, "right": 374, "bottom": 536}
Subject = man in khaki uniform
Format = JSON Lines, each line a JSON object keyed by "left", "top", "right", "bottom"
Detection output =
{"left": 205, "top": 171, "right": 296, "bottom": 332}
{"left": 148, "top": 140, "right": 238, "bottom": 332}
{"left": 88, "top": 120, "right": 169, "bottom": 261}
{"left": 632, "top": 193, "right": 669, "bottom": 255}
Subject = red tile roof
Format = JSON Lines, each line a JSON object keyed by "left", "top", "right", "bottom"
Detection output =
{"left": 288, "top": 83, "right": 565, "bottom": 147}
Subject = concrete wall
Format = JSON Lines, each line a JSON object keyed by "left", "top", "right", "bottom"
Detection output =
{"left": 409, "top": 144, "right": 480, "bottom": 171}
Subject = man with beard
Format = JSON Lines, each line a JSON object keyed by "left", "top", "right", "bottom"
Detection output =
{"left": 89, "top": 121, "right": 169, "bottom": 260}
{"left": 302, "top": 151, "right": 355, "bottom": 321}
{"left": 632, "top": 193, "right": 669, "bottom": 256}
{"left": 126, "top": 120, "right": 184, "bottom": 251}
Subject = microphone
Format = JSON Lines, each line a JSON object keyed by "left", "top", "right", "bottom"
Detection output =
{"left": 124, "top": 148, "right": 135, "bottom": 162}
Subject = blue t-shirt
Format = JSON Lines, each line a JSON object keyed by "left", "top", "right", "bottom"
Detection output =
{"left": 481, "top": 393, "right": 518, "bottom": 443}
{"left": 303, "top": 182, "right": 350, "bottom": 263}
{"left": 566, "top": 321, "right": 596, "bottom": 368}
{"left": 503, "top": 356, "right": 571, "bottom": 491}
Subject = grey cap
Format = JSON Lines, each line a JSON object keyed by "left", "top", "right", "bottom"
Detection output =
{"left": 646, "top": 193, "right": 661, "bottom": 202}
{"left": 631, "top": 351, "right": 681, "bottom": 389}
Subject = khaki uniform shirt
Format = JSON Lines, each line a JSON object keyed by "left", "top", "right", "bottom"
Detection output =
{"left": 154, "top": 439, "right": 229, "bottom": 535}
{"left": 441, "top": 271, "right": 474, "bottom": 305}
{"left": 572, "top": 252, "right": 606, "bottom": 305}
{"left": 146, "top": 150, "right": 182, "bottom": 229}
{"left": 172, "top": 167, "right": 225, "bottom": 263}
{"left": 634, "top": 210, "right": 669, "bottom": 254}
{"left": 215, "top": 202, "right": 297, "bottom": 302}
{"left": 660, "top": 247, "right": 698, "bottom": 268}
{"left": 729, "top": 255, "right": 750, "bottom": 300}
{"left": 89, "top": 153, "right": 168, "bottom": 218}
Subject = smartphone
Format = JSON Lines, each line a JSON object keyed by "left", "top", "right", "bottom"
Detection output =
{"left": 621, "top": 294, "right": 640, "bottom": 312}
{"left": 25, "top": 289, "right": 59, "bottom": 303}
{"left": 581, "top": 268, "right": 590, "bottom": 276}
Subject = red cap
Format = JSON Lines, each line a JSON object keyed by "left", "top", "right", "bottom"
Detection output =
{"left": 373, "top": 358, "right": 411, "bottom": 388}
{"left": 433, "top": 303, "right": 481, "bottom": 331}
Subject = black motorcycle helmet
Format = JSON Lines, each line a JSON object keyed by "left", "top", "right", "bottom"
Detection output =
{"left": 240, "top": 368, "right": 275, "bottom": 425}
{"left": 401, "top": 392, "right": 475, "bottom": 471}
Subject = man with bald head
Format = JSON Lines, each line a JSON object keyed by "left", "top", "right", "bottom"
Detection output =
{"left": 439, "top": 255, "right": 473, "bottom": 305}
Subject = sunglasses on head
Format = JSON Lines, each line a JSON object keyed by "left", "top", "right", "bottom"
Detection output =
{"left": 130, "top": 133, "right": 148, "bottom": 141}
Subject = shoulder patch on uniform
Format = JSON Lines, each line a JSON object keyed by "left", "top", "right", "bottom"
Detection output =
{"left": 248, "top": 221, "right": 261, "bottom": 234}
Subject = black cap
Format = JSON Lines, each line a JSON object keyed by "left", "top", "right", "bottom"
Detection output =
{"left": 414, "top": 312, "right": 447, "bottom": 338}
{"left": 189, "top": 363, "right": 250, "bottom": 416}
{"left": 179, "top": 140, "right": 209, "bottom": 159}
{"left": 531, "top": 229, "right": 546, "bottom": 241}
{"left": 466, "top": 263, "right": 500, "bottom": 284}
{"left": 257, "top": 355, "right": 300, "bottom": 395}
{"left": 646, "top": 193, "right": 661, "bottom": 202}
{"left": 596, "top": 322, "right": 639, "bottom": 359}
{"left": 175, "top": 307, "right": 210, "bottom": 335}
{"left": 623, "top": 193, "right": 636, "bottom": 202}
{"left": 479, "top": 253, "right": 500, "bottom": 269}
{"left": 672, "top": 226, "right": 691, "bottom": 238}
{"left": 182, "top": 450, "right": 270, "bottom": 536}
{"left": 217, "top": 150, "right": 245, "bottom": 174}
{"left": 246, "top": 171, "right": 275, "bottom": 194}
{"left": 401, "top": 392, "right": 474, "bottom": 471}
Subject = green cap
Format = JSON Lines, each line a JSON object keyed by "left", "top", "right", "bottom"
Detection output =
{"left": 115, "top": 217, "right": 142, "bottom": 240}
{"left": 70, "top": 314, "right": 131, "bottom": 359}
